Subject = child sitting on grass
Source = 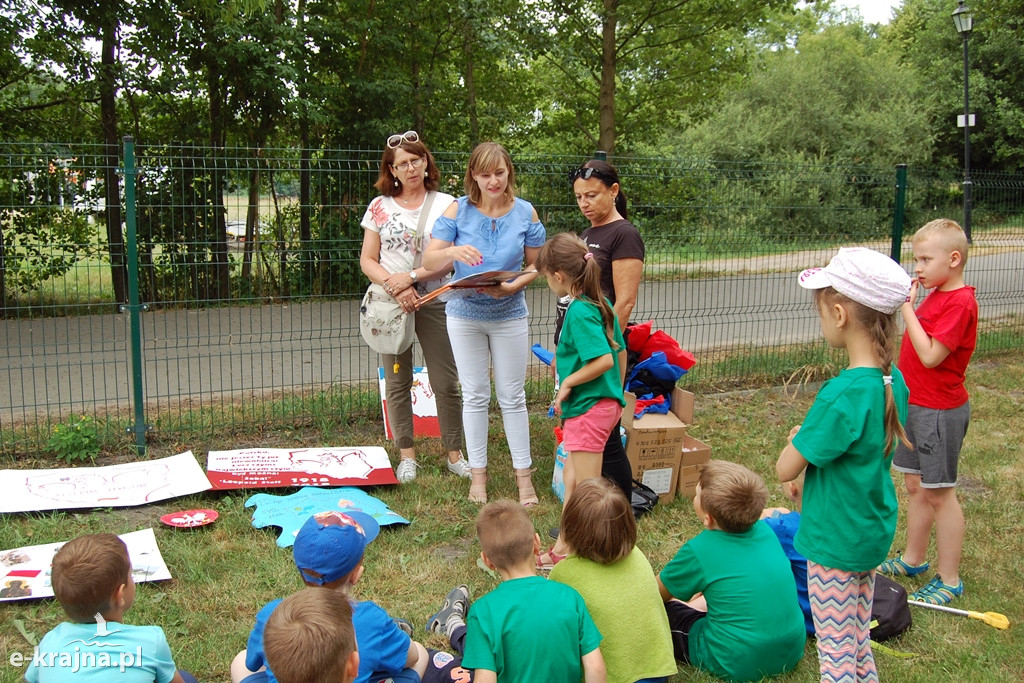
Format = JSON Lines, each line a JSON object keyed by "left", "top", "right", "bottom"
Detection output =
{"left": 263, "top": 587, "right": 359, "bottom": 683}
{"left": 231, "top": 510, "right": 435, "bottom": 683}
{"left": 25, "top": 533, "right": 198, "bottom": 683}
{"left": 760, "top": 471, "right": 814, "bottom": 635}
{"left": 548, "top": 478, "right": 676, "bottom": 683}
{"left": 442, "top": 500, "right": 606, "bottom": 682}
{"left": 657, "top": 461, "right": 805, "bottom": 682}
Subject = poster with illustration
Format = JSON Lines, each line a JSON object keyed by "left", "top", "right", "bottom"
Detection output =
{"left": 0, "top": 452, "right": 212, "bottom": 514}
{"left": 245, "top": 486, "right": 409, "bottom": 547}
{"left": 206, "top": 446, "right": 398, "bottom": 490}
{"left": 378, "top": 366, "right": 440, "bottom": 440}
{"left": 0, "top": 529, "right": 171, "bottom": 603}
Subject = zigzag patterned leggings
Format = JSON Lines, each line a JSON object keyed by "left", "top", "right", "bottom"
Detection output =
{"left": 808, "top": 561, "right": 878, "bottom": 683}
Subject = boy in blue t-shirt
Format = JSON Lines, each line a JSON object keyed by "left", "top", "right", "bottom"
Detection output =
{"left": 25, "top": 533, "right": 197, "bottom": 683}
{"left": 231, "top": 511, "right": 469, "bottom": 683}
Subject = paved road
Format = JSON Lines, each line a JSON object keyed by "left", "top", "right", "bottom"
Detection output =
{"left": 1, "top": 249, "right": 1021, "bottom": 425}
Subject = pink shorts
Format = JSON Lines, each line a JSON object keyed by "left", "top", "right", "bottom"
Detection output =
{"left": 562, "top": 398, "right": 623, "bottom": 453}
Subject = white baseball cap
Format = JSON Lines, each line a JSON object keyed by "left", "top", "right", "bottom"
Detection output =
{"left": 798, "top": 247, "right": 911, "bottom": 314}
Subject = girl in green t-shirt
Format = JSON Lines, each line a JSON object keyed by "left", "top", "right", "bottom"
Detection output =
{"left": 536, "top": 232, "right": 627, "bottom": 569}
{"left": 777, "top": 247, "right": 912, "bottom": 683}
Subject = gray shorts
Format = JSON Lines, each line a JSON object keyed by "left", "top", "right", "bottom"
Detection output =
{"left": 893, "top": 402, "right": 970, "bottom": 488}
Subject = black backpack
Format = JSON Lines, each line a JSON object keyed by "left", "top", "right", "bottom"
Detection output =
{"left": 870, "top": 574, "right": 913, "bottom": 641}
{"left": 630, "top": 479, "right": 659, "bottom": 518}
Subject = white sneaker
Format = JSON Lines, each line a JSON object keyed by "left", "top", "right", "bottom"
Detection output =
{"left": 396, "top": 459, "right": 419, "bottom": 483}
{"left": 446, "top": 455, "right": 472, "bottom": 478}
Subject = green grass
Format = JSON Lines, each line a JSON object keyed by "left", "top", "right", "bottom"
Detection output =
{"left": 1, "top": 359, "right": 1023, "bottom": 681}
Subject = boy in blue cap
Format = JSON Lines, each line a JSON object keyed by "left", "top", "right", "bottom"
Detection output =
{"left": 232, "top": 510, "right": 470, "bottom": 683}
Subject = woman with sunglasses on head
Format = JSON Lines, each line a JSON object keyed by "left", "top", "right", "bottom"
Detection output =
{"left": 359, "top": 130, "right": 469, "bottom": 484}
{"left": 554, "top": 160, "right": 645, "bottom": 506}
{"left": 422, "top": 142, "right": 545, "bottom": 506}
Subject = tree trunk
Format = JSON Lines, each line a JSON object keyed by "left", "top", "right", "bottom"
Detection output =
{"left": 463, "top": 23, "right": 479, "bottom": 146}
{"left": 206, "top": 43, "right": 230, "bottom": 301}
{"left": 297, "top": 0, "right": 313, "bottom": 290}
{"left": 100, "top": 16, "right": 128, "bottom": 303}
{"left": 598, "top": 0, "right": 619, "bottom": 156}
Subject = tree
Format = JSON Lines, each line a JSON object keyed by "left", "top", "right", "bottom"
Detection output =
{"left": 534, "top": 0, "right": 795, "bottom": 156}
{"left": 679, "top": 23, "right": 933, "bottom": 168}
{"left": 885, "top": 0, "right": 1024, "bottom": 172}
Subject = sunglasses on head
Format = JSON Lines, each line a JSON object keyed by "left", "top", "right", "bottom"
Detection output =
{"left": 568, "top": 166, "right": 616, "bottom": 185}
{"left": 387, "top": 131, "right": 419, "bottom": 149}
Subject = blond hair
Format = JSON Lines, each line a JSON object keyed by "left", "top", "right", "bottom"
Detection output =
{"left": 698, "top": 461, "right": 768, "bottom": 533}
{"left": 476, "top": 500, "right": 535, "bottom": 569}
{"left": 51, "top": 534, "right": 131, "bottom": 623}
{"left": 561, "top": 478, "right": 635, "bottom": 564}
{"left": 465, "top": 142, "right": 517, "bottom": 206}
{"left": 914, "top": 218, "right": 968, "bottom": 266}
{"left": 264, "top": 588, "right": 357, "bottom": 683}
{"left": 815, "top": 287, "right": 911, "bottom": 456}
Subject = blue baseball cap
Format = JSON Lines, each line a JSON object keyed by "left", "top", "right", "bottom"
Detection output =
{"left": 292, "top": 510, "right": 380, "bottom": 585}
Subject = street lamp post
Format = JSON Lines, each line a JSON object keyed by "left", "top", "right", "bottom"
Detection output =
{"left": 952, "top": 0, "right": 973, "bottom": 242}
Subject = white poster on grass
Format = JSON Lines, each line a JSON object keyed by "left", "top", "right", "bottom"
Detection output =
{"left": 0, "top": 528, "right": 171, "bottom": 603}
{"left": 0, "top": 452, "right": 212, "bottom": 514}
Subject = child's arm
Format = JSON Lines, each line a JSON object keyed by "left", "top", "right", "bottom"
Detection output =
{"left": 582, "top": 647, "right": 607, "bottom": 683}
{"left": 552, "top": 352, "right": 614, "bottom": 416}
{"left": 656, "top": 574, "right": 675, "bottom": 602}
{"left": 777, "top": 426, "right": 808, "bottom": 482}
{"left": 473, "top": 670, "right": 498, "bottom": 683}
{"left": 901, "top": 287, "right": 952, "bottom": 368}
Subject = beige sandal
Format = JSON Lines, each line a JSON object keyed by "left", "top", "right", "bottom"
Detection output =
{"left": 515, "top": 468, "right": 539, "bottom": 508}
{"left": 469, "top": 468, "right": 488, "bottom": 504}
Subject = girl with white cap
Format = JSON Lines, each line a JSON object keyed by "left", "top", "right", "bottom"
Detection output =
{"left": 776, "top": 247, "right": 912, "bottom": 683}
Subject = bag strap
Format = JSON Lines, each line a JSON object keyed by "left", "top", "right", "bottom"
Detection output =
{"left": 412, "top": 191, "right": 436, "bottom": 270}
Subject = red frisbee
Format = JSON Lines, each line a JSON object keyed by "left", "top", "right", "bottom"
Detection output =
{"left": 160, "top": 508, "right": 219, "bottom": 528}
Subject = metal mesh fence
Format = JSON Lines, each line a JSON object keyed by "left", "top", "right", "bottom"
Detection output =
{"left": 2, "top": 142, "right": 1021, "bottom": 454}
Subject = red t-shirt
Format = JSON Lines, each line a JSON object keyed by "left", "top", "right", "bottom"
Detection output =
{"left": 898, "top": 286, "right": 978, "bottom": 409}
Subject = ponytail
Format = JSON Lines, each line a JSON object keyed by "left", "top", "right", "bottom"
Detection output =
{"left": 537, "top": 233, "right": 620, "bottom": 349}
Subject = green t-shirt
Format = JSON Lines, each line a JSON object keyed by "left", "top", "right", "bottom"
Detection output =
{"left": 556, "top": 297, "right": 626, "bottom": 419}
{"left": 462, "top": 575, "right": 602, "bottom": 682}
{"left": 550, "top": 547, "right": 677, "bottom": 683}
{"left": 792, "top": 365, "right": 908, "bottom": 572}
{"left": 659, "top": 525, "right": 806, "bottom": 683}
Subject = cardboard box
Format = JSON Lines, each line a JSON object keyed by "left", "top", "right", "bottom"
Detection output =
{"left": 622, "top": 388, "right": 695, "bottom": 504}
{"left": 677, "top": 463, "right": 706, "bottom": 500}
{"left": 677, "top": 434, "right": 712, "bottom": 498}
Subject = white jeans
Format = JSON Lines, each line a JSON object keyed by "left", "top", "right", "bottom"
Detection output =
{"left": 446, "top": 316, "right": 532, "bottom": 470}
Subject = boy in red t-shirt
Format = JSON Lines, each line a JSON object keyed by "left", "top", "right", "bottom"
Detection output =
{"left": 880, "top": 218, "right": 977, "bottom": 605}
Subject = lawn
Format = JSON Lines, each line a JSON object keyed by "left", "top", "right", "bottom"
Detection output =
{"left": 0, "top": 357, "right": 1022, "bottom": 682}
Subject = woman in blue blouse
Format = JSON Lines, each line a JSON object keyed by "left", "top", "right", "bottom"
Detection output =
{"left": 422, "top": 142, "right": 545, "bottom": 506}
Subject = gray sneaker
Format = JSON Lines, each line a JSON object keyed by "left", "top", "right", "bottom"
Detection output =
{"left": 396, "top": 458, "right": 419, "bottom": 483}
{"left": 446, "top": 454, "right": 472, "bottom": 478}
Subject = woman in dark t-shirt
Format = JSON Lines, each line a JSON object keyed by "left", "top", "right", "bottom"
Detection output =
{"left": 552, "top": 160, "right": 645, "bottom": 507}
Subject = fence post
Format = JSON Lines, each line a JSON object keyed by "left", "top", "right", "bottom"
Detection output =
{"left": 121, "top": 137, "right": 150, "bottom": 455}
{"left": 890, "top": 163, "right": 908, "bottom": 262}
{"left": 594, "top": 150, "right": 607, "bottom": 161}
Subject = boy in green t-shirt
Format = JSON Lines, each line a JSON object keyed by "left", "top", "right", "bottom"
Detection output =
{"left": 455, "top": 500, "right": 606, "bottom": 683}
{"left": 657, "top": 461, "right": 806, "bottom": 683}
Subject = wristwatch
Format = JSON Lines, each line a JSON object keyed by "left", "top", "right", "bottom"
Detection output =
{"left": 409, "top": 270, "right": 418, "bottom": 283}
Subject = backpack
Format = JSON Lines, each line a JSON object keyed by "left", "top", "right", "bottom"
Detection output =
{"left": 630, "top": 479, "right": 659, "bottom": 518}
{"left": 870, "top": 574, "right": 913, "bottom": 641}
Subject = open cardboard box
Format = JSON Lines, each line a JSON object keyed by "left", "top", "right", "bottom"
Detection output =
{"left": 622, "top": 388, "right": 694, "bottom": 504}
{"left": 677, "top": 433, "right": 712, "bottom": 499}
